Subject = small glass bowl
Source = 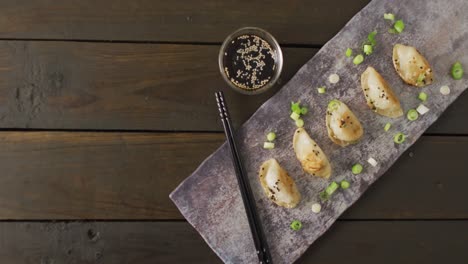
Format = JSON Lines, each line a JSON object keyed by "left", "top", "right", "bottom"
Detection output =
{"left": 218, "top": 27, "right": 283, "bottom": 95}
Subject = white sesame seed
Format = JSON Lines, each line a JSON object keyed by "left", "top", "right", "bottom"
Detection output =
{"left": 328, "top": 73, "right": 340, "bottom": 84}
{"left": 311, "top": 203, "right": 321, "bottom": 213}
{"left": 440, "top": 85, "right": 450, "bottom": 95}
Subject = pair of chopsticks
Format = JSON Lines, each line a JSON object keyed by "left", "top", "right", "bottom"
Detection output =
{"left": 215, "top": 91, "right": 273, "bottom": 264}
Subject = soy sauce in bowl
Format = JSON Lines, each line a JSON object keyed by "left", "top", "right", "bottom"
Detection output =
{"left": 219, "top": 28, "right": 283, "bottom": 94}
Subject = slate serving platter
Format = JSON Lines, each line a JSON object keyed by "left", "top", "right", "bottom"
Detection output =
{"left": 170, "top": 0, "right": 468, "bottom": 263}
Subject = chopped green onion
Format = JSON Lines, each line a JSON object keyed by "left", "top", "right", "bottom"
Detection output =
{"left": 345, "top": 48, "right": 353, "bottom": 57}
{"left": 394, "top": 132, "right": 406, "bottom": 144}
{"left": 319, "top": 191, "right": 329, "bottom": 201}
{"left": 327, "top": 100, "right": 341, "bottom": 111}
{"left": 418, "top": 92, "right": 428, "bottom": 102}
{"left": 384, "top": 123, "right": 392, "bottom": 132}
{"left": 340, "top": 180, "right": 350, "bottom": 189}
{"left": 416, "top": 104, "right": 429, "bottom": 115}
{"left": 266, "top": 132, "right": 276, "bottom": 141}
{"left": 290, "top": 220, "right": 302, "bottom": 231}
{"left": 451, "top": 62, "right": 464, "bottom": 80}
{"left": 295, "top": 118, "right": 304, "bottom": 128}
{"left": 300, "top": 107, "right": 308, "bottom": 115}
{"left": 367, "top": 30, "right": 377, "bottom": 46}
{"left": 329, "top": 73, "right": 340, "bottom": 84}
{"left": 363, "top": 44, "right": 373, "bottom": 55}
{"left": 291, "top": 101, "right": 301, "bottom": 113}
{"left": 352, "top": 164, "right": 363, "bottom": 175}
{"left": 325, "top": 181, "right": 339, "bottom": 196}
{"left": 353, "top": 54, "right": 364, "bottom": 65}
{"left": 311, "top": 203, "right": 321, "bottom": 213}
{"left": 317, "top": 87, "right": 326, "bottom": 94}
{"left": 384, "top": 13, "right": 395, "bottom": 21}
{"left": 290, "top": 112, "right": 300, "bottom": 121}
{"left": 394, "top": 19, "right": 405, "bottom": 33}
{"left": 388, "top": 28, "right": 397, "bottom": 34}
{"left": 263, "top": 142, "right": 275, "bottom": 149}
{"left": 417, "top": 73, "right": 426, "bottom": 85}
{"left": 367, "top": 157, "right": 378, "bottom": 167}
{"left": 407, "top": 109, "right": 419, "bottom": 121}
{"left": 440, "top": 85, "right": 451, "bottom": 95}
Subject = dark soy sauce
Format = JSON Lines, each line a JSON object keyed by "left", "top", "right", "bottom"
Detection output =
{"left": 222, "top": 34, "right": 277, "bottom": 91}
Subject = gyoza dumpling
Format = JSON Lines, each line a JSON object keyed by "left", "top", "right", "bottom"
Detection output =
{"left": 393, "top": 44, "right": 433, "bottom": 87}
{"left": 259, "top": 159, "right": 301, "bottom": 208}
{"left": 326, "top": 100, "right": 363, "bottom": 147}
{"left": 293, "top": 128, "right": 331, "bottom": 178}
{"left": 361, "top": 66, "right": 403, "bottom": 118}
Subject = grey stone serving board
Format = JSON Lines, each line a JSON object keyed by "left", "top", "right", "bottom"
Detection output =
{"left": 170, "top": 0, "right": 468, "bottom": 263}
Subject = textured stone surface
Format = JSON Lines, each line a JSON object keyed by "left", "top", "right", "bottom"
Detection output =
{"left": 170, "top": 0, "right": 468, "bottom": 263}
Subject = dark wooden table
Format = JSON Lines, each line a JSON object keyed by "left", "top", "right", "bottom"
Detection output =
{"left": 0, "top": 1, "right": 466, "bottom": 263}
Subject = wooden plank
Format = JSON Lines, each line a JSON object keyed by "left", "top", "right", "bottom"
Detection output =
{"left": 0, "top": 0, "right": 370, "bottom": 45}
{"left": 0, "top": 132, "right": 466, "bottom": 220}
{"left": 0, "top": 41, "right": 317, "bottom": 131}
{"left": 0, "top": 221, "right": 466, "bottom": 263}
{"left": 0, "top": 41, "right": 466, "bottom": 133}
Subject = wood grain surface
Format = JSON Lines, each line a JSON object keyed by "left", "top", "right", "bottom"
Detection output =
{"left": 0, "top": 42, "right": 315, "bottom": 130}
{"left": 0, "top": 132, "right": 464, "bottom": 220}
{"left": 0, "top": 0, "right": 370, "bottom": 45}
{"left": 0, "top": 221, "right": 465, "bottom": 264}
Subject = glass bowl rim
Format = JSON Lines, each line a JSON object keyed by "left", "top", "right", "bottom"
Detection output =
{"left": 218, "top": 27, "right": 283, "bottom": 95}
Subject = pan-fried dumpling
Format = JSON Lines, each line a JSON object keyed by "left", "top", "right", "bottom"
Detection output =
{"left": 293, "top": 128, "right": 331, "bottom": 178}
{"left": 326, "top": 100, "right": 363, "bottom": 147}
{"left": 361, "top": 66, "right": 403, "bottom": 118}
{"left": 392, "top": 44, "right": 433, "bottom": 87}
{"left": 259, "top": 159, "right": 301, "bottom": 208}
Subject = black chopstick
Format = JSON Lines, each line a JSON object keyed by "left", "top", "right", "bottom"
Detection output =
{"left": 215, "top": 91, "right": 273, "bottom": 264}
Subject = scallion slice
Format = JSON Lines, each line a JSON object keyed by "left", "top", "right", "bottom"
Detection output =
{"left": 327, "top": 100, "right": 341, "bottom": 111}
{"left": 263, "top": 142, "right": 275, "bottom": 149}
{"left": 384, "top": 123, "right": 391, "bottom": 132}
{"left": 394, "top": 132, "right": 406, "bottom": 144}
{"left": 418, "top": 92, "right": 428, "bottom": 102}
{"left": 329, "top": 73, "right": 340, "bottom": 84}
{"left": 340, "top": 180, "right": 350, "bottom": 189}
{"left": 290, "top": 220, "right": 302, "bottom": 231}
{"left": 394, "top": 19, "right": 405, "bottom": 33}
{"left": 417, "top": 73, "right": 426, "bottom": 85}
{"left": 440, "top": 85, "right": 450, "bottom": 95}
{"left": 451, "top": 62, "right": 464, "bottom": 80}
{"left": 363, "top": 44, "right": 373, "bottom": 55}
{"left": 353, "top": 54, "right": 364, "bottom": 65}
{"left": 407, "top": 109, "right": 419, "bottom": 121}
{"left": 352, "top": 164, "right": 363, "bottom": 174}
{"left": 295, "top": 118, "right": 304, "bottom": 128}
{"left": 384, "top": 13, "right": 395, "bottom": 21}
{"left": 291, "top": 101, "right": 301, "bottom": 113}
{"left": 311, "top": 203, "right": 321, "bottom": 213}
{"left": 367, "top": 30, "right": 377, "bottom": 46}
{"left": 300, "top": 107, "right": 308, "bottom": 115}
{"left": 346, "top": 48, "right": 353, "bottom": 57}
{"left": 319, "top": 191, "right": 329, "bottom": 201}
{"left": 416, "top": 104, "right": 429, "bottom": 115}
{"left": 325, "top": 181, "right": 339, "bottom": 196}
{"left": 290, "top": 112, "right": 300, "bottom": 121}
{"left": 266, "top": 132, "right": 276, "bottom": 141}
{"left": 367, "top": 157, "right": 378, "bottom": 167}
{"left": 317, "top": 87, "right": 326, "bottom": 94}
